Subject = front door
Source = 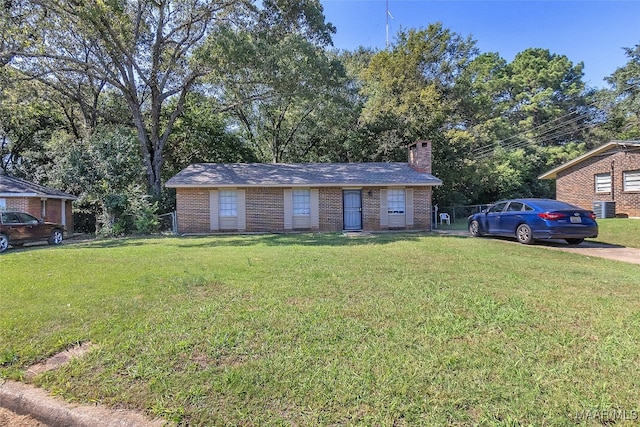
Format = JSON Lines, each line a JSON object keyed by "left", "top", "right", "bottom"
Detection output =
{"left": 343, "top": 190, "right": 362, "bottom": 230}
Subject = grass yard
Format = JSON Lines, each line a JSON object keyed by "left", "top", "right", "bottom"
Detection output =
{"left": 2, "top": 231, "right": 640, "bottom": 425}
{"left": 594, "top": 218, "right": 640, "bottom": 248}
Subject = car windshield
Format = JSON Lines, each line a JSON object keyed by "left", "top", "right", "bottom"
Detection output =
{"left": 531, "top": 200, "right": 580, "bottom": 211}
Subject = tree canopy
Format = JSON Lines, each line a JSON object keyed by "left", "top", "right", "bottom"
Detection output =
{"left": 2, "top": 1, "right": 639, "bottom": 232}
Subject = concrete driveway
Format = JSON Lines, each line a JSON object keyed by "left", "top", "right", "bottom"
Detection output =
{"left": 434, "top": 229, "right": 640, "bottom": 265}
{"left": 537, "top": 239, "right": 640, "bottom": 265}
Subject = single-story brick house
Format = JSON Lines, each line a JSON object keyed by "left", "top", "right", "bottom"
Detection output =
{"left": 0, "top": 174, "right": 76, "bottom": 231}
{"left": 539, "top": 140, "right": 640, "bottom": 218}
{"left": 166, "top": 141, "right": 442, "bottom": 233}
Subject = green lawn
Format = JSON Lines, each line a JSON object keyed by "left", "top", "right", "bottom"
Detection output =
{"left": 2, "top": 231, "right": 640, "bottom": 426}
{"left": 594, "top": 218, "right": 640, "bottom": 248}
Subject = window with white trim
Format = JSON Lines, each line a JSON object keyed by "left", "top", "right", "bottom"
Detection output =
{"left": 219, "top": 190, "right": 237, "bottom": 216}
{"left": 0, "top": 198, "right": 6, "bottom": 211}
{"left": 387, "top": 189, "right": 405, "bottom": 214}
{"left": 595, "top": 173, "right": 611, "bottom": 193}
{"left": 41, "top": 199, "right": 47, "bottom": 218}
{"left": 624, "top": 170, "right": 640, "bottom": 191}
{"left": 292, "top": 189, "right": 310, "bottom": 215}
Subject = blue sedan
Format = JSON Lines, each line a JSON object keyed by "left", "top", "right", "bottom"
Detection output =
{"left": 468, "top": 199, "right": 598, "bottom": 245}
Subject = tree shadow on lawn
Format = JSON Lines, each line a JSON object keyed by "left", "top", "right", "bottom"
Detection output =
{"left": 166, "top": 231, "right": 428, "bottom": 248}
{"left": 6, "top": 233, "right": 438, "bottom": 255}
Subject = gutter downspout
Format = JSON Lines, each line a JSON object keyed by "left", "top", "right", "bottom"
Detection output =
{"left": 611, "top": 160, "right": 615, "bottom": 201}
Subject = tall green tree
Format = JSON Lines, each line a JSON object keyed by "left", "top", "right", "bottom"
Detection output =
{"left": 359, "top": 23, "right": 479, "bottom": 205}
{"left": 8, "top": 0, "right": 252, "bottom": 197}
{"left": 603, "top": 43, "right": 640, "bottom": 139}
{"left": 201, "top": 0, "right": 341, "bottom": 162}
{"left": 163, "top": 93, "right": 256, "bottom": 180}
{"left": 452, "top": 48, "right": 594, "bottom": 205}
{"left": 0, "top": 71, "right": 68, "bottom": 176}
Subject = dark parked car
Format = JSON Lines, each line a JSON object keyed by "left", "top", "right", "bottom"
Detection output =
{"left": 0, "top": 211, "right": 65, "bottom": 253}
{"left": 468, "top": 199, "right": 598, "bottom": 245}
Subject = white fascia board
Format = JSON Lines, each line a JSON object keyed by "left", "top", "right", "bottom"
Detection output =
{"left": 166, "top": 181, "right": 443, "bottom": 189}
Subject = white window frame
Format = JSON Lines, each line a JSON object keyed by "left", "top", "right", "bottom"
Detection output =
{"left": 292, "top": 189, "right": 311, "bottom": 216}
{"left": 595, "top": 173, "right": 611, "bottom": 193}
{"left": 219, "top": 190, "right": 237, "bottom": 217}
{"left": 387, "top": 189, "right": 405, "bottom": 214}
{"left": 623, "top": 170, "right": 640, "bottom": 192}
{"left": 0, "top": 198, "right": 6, "bottom": 211}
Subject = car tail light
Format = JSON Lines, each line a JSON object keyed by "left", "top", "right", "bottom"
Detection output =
{"left": 588, "top": 212, "right": 597, "bottom": 220}
{"left": 538, "top": 212, "right": 566, "bottom": 220}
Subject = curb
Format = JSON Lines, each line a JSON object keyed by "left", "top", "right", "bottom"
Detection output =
{"left": 0, "top": 380, "right": 167, "bottom": 427}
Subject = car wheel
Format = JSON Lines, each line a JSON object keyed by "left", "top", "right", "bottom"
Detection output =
{"left": 0, "top": 234, "right": 8, "bottom": 253}
{"left": 566, "top": 238, "right": 584, "bottom": 245}
{"left": 48, "top": 229, "right": 64, "bottom": 246}
{"left": 516, "top": 224, "right": 534, "bottom": 245}
{"left": 469, "top": 220, "right": 481, "bottom": 237}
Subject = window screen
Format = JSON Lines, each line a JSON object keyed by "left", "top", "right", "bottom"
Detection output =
{"left": 219, "top": 190, "right": 237, "bottom": 217}
{"left": 387, "top": 189, "right": 405, "bottom": 214}
{"left": 292, "top": 189, "right": 310, "bottom": 215}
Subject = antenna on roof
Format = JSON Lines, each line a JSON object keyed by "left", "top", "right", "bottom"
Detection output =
{"left": 386, "top": 0, "right": 393, "bottom": 49}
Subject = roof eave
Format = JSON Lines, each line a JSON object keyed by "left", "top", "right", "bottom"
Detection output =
{"left": 0, "top": 192, "right": 77, "bottom": 200}
{"left": 166, "top": 181, "right": 443, "bottom": 189}
{"left": 539, "top": 141, "right": 640, "bottom": 180}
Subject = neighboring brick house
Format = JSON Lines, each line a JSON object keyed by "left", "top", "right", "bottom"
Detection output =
{"left": 539, "top": 141, "right": 640, "bottom": 218}
{"left": 166, "top": 141, "right": 442, "bottom": 233}
{"left": 0, "top": 174, "right": 76, "bottom": 232}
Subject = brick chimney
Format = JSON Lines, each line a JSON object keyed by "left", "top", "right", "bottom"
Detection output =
{"left": 408, "top": 140, "right": 432, "bottom": 174}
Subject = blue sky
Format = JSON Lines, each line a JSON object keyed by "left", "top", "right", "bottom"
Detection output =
{"left": 320, "top": 1, "right": 640, "bottom": 88}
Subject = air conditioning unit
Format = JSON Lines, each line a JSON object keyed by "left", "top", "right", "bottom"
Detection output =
{"left": 593, "top": 201, "right": 616, "bottom": 219}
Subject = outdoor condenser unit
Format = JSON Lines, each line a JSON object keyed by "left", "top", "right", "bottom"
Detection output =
{"left": 593, "top": 201, "right": 616, "bottom": 219}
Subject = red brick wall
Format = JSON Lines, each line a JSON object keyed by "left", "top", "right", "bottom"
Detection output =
{"left": 175, "top": 188, "right": 211, "bottom": 233}
{"left": 408, "top": 141, "right": 432, "bottom": 173}
{"left": 65, "top": 200, "right": 74, "bottom": 231}
{"left": 175, "top": 186, "right": 434, "bottom": 233}
{"left": 246, "top": 188, "right": 285, "bottom": 232}
{"left": 5, "top": 197, "right": 29, "bottom": 212}
{"left": 556, "top": 149, "right": 640, "bottom": 217}
{"left": 318, "top": 187, "right": 343, "bottom": 231}
{"left": 412, "top": 187, "right": 433, "bottom": 229}
{"left": 3, "top": 197, "right": 74, "bottom": 234}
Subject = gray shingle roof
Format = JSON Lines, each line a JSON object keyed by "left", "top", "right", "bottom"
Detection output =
{"left": 0, "top": 175, "right": 76, "bottom": 199}
{"left": 166, "top": 163, "right": 442, "bottom": 188}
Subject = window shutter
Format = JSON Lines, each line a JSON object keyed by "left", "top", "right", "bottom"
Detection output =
{"left": 310, "top": 189, "right": 320, "bottom": 228}
{"left": 210, "top": 190, "right": 219, "bottom": 231}
{"left": 284, "top": 189, "right": 293, "bottom": 229}
{"left": 405, "top": 188, "right": 414, "bottom": 226}
{"left": 380, "top": 189, "right": 388, "bottom": 227}
{"left": 237, "top": 189, "right": 246, "bottom": 230}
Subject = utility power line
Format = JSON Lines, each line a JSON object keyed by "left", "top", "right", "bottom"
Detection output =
{"left": 471, "top": 81, "right": 640, "bottom": 159}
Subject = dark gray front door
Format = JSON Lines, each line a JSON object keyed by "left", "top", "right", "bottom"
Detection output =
{"left": 343, "top": 190, "right": 362, "bottom": 230}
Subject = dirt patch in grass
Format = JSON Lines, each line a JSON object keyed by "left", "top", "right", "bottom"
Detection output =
{"left": 25, "top": 342, "right": 95, "bottom": 380}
